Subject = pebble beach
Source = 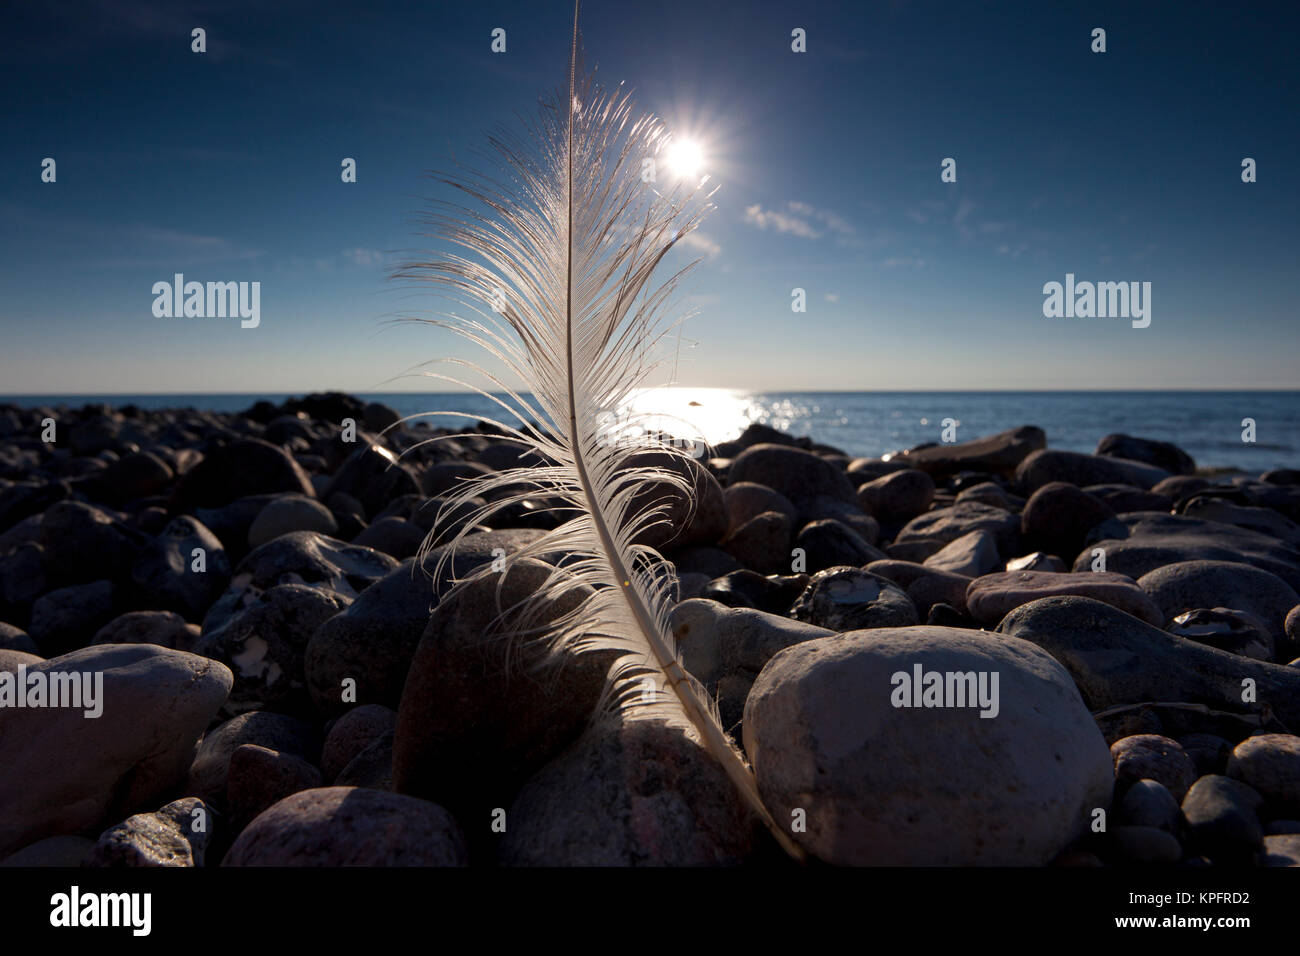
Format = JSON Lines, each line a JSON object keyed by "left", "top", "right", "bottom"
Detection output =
{"left": 1, "top": 392, "right": 1298, "bottom": 867}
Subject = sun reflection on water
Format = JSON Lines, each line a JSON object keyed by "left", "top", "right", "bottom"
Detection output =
{"left": 621, "top": 387, "right": 821, "bottom": 451}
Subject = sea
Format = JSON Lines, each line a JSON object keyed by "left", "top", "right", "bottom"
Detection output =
{"left": 2, "top": 389, "right": 1298, "bottom": 476}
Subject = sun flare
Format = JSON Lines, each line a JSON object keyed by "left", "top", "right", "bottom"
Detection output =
{"left": 664, "top": 137, "right": 705, "bottom": 179}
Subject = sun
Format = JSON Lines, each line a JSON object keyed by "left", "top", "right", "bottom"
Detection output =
{"left": 664, "top": 137, "right": 705, "bottom": 179}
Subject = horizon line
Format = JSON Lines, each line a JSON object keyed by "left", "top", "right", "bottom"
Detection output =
{"left": 3, "top": 387, "right": 1299, "bottom": 398}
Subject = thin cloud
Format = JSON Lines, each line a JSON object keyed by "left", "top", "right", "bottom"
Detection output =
{"left": 678, "top": 231, "right": 721, "bottom": 260}
{"left": 743, "top": 201, "right": 856, "bottom": 241}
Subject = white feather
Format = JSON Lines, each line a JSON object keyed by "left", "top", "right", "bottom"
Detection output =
{"left": 395, "top": 1, "right": 803, "bottom": 862}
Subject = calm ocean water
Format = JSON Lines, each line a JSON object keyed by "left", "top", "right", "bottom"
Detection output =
{"left": 3, "top": 390, "right": 1298, "bottom": 474}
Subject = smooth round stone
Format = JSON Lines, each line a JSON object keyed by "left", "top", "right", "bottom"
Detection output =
{"left": 1084, "top": 483, "right": 1173, "bottom": 515}
{"left": 27, "top": 580, "right": 115, "bottom": 656}
{"left": 1020, "top": 482, "right": 1116, "bottom": 561}
{"left": 623, "top": 452, "right": 728, "bottom": 551}
{"left": 1226, "top": 734, "right": 1300, "bottom": 815}
{"left": 0, "top": 645, "right": 232, "bottom": 858}
{"left": 223, "top": 787, "right": 466, "bottom": 866}
{"left": 1112, "top": 735, "right": 1198, "bottom": 801}
{"left": 322, "top": 704, "right": 398, "bottom": 782}
{"left": 923, "top": 529, "right": 1000, "bottom": 577}
{"left": 727, "top": 443, "right": 857, "bottom": 507}
{"left": 1111, "top": 825, "right": 1183, "bottom": 864}
{"left": 855, "top": 468, "right": 935, "bottom": 524}
{"left": 793, "top": 519, "right": 885, "bottom": 573}
{"left": 966, "top": 570, "right": 1162, "bottom": 628}
{"left": 671, "top": 598, "right": 833, "bottom": 732}
{"left": 887, "top": 425, "right": 1045, "bottom": 481}
{"left": 1016, "top": 449, "right": 1170, "bottom": 494}
{"left": 351, "top": 515, "right": 425, "bottom": 559}
{"left": 1117, "top": 778, "right": 1183, "bottom": 834}
{"left": 362, "top": 402, "right": 401, "bottom": 433}
{"left": 721, "top": 510, "right": 793, "bottom": 574}
{"left": 392, "top": 560, "right": 615, "bottom": 819}
{"left": 995, "top": 596, "right": 1300, "bottom": 731}
{"left": 1096, "top": 433, "right": 1195, "bottom": 476}
{"left": 0, "top": 622, "right": 38, "bottom": 655}
{"left": 723, "top": 482, "right": 797, "bottom": 532}
{"left": 227, "top": 744, "right": 323, "bottom": 834}
{"left": 1181, "top": 775, "right": 1264, "bottom": 864}
{"left": 92, "top": 610, "right": 199, "bottom": 652}
{"left": 895, "top": 501, "right": 1021, "bottom": 555}
{"left": 247, "top": 494, "right": 338, "bottom": 549}
{"left": 743, "top": 626, "right": 1113, "bottom": 865}
{"left": 1137, "top": 560, "right": 1298, "bottom": 651}
{"left": 324, "top": 446, "right": 423, "bottom": 519}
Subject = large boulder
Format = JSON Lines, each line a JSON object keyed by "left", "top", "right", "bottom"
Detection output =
{"left": 0, "top": 645, "right": 232, "bottom": 857}
{"left": 742, "top": 626, "right": 1112, "bottom": 865}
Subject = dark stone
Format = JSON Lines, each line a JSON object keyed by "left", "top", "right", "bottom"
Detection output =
{"left": 170, "top": 438, "right": 315, "bottom": 513}
{"left": 131, "top": 516, "right": 231, "bottom": 621}
{"left": 794, "top": 519, "right": 885, "bottom": 573}
{"left": 1096, "top": 434, "right": 1195, "bottom": 476}
{"left": 1181, "top": 775, "right": 1264, "bottom": 864}
{"left": 28, "top": 579, "right": 115, "bottom": 656}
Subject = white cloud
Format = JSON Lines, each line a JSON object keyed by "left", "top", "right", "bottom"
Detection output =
{"left": 748, "top": 201, "right": 855, "bottom": 240}
{"left": 678, "top": 231, "right": 721, "bottom": 260}
{"left": 743, "top": 203, "right": 821, "bottom": 238}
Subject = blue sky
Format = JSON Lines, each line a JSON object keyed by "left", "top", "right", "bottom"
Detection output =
{"left": 2, "top": 0, "right": 1297, "bottom": 394}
